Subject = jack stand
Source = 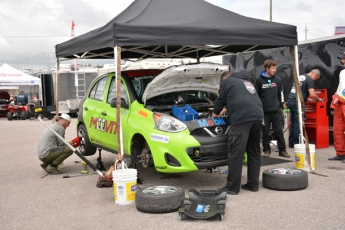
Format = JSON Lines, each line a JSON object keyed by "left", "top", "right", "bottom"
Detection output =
{"left": 96, "top": 149, "right": 106, "bottom": 171}
{"left": 81, "top": 161, "right": 89, "bottom": 174}
{"left": 134, "top": 163, "right": 143, "bottom": 184}
{"left": 206, "top": 167, "right": 221, "bottom": 173}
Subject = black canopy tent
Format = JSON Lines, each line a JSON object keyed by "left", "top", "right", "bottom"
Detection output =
{"left": 55, "top": 0, "right": 297, "bottom": 60}
{"left": 55, "top": 0, "right": 303, "bottom": 159}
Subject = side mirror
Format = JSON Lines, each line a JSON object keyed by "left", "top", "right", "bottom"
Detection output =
{"left": 110, "top": 98, "right": 128, "bottom": 108}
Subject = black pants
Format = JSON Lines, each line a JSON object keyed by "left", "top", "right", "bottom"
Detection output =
{"left": 226, "top": 120, "right": 262, "bottom": 192}
{"left": 262, "top": 110, "right": 286, "bottom": 152}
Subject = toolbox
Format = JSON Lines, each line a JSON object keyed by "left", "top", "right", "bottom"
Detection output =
{"left": 304, "top": 89, "right": 329, "bottom": 148}
{"left": 172, "top": 104, "right": 198, "bottom": 121}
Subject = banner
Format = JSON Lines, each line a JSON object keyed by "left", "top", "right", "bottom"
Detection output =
{"left": 335, "top": 26, "right": 345, "bottom": 35}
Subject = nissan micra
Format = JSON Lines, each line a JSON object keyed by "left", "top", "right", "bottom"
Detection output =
{"left": 77, "top": 63, "right": 231, "bottom": 173}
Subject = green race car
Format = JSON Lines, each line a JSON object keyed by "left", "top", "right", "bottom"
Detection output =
{"left": 77, "top": 63, "right": 230, "bottom": 173}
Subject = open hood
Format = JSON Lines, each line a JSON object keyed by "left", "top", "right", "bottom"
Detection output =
{"left": 142, "top": 63, "right": 229, "bottom": 103}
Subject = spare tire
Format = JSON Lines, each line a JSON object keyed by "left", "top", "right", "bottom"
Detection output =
{"left": 262, "top": 168, "right": 308, "bottom": 191}
{"left": 136, "top": 186, "right": 185, "bottom": 213}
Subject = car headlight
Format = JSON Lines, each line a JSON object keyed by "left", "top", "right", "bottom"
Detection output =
{"left": 153, "top": 113, "right": 187, "bottom": 132}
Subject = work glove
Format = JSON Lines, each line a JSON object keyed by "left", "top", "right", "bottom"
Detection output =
{"left": 96, "top": 175, "right": 113, "bottom": 188}
{"left": 72, "top": 136, "right": 81, "bottom": 147}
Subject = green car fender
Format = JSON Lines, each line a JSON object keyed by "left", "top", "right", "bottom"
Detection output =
{"left": 124, "top": 102, "right": 200, "bottom": 173}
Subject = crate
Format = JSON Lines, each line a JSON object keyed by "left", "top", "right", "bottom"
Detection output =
{"left": 172, "top": 104, "right": 198, "bottom": 121}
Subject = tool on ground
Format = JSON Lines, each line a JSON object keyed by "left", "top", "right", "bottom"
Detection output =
{"left": 38, "top": 117, "right": 103, "bottom": 177}
{"left": 81, "top": 161, "right": 89, "bottom": 174}
{"left": 178, "top": 189, "right": 227, "bottom": 221}
{"left": 63, "top": 172, "right": 99, "bottom": 178}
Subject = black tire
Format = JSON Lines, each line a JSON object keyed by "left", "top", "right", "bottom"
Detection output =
{"left": 77, "top": 124, "right": 97, "bottom": 156}
{"left": 26, "top": 111, "right": 30, "bottom": 119}
{"left": 38, "top": 114, "right": 44, "bottom": 120}
{"left": 262, "top": 168, "right": 308, "bottom": 191}
{"left": 135, "top": 186, "right": 185, "bottom": 213}
{"left": 7, "top": 112, "right": 13, "bottom": 121}
{"left": 20, "top": 111, "right": 26, "bottom": 120}
{"left": 47, "top": 113, "right": 54, "bottom": 120}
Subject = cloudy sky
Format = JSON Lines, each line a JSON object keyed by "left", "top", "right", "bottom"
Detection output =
{"left": 0, "top": 0, "right": 344, "bottom": 69}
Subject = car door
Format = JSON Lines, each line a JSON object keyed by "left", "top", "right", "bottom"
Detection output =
{"left": 82, "top": 76, "right": 109, "bottom": 145}
{"left": 100, "top": 75, "right": 130, "bottom": 151}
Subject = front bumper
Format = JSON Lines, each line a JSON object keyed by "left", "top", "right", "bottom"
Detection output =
{"left": 151, "top": 134, "right": 229, "bottom": 173}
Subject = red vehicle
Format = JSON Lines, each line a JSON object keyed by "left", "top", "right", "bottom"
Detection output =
{"left": 0, "top": 90, "right": 10, "bottom": 117}
{"left": 7, "top": 103, "right": 30, "bottom": 120}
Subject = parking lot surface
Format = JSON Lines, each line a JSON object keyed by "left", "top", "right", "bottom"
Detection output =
{"left": 0, "top": 117, "right": 344, "bottom": 229}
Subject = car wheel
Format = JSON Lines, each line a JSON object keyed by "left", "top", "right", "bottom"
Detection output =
{"left": 78, "top": 124, "right": 96, "bottom": 156}
{"left": 262, "top": 168, "right": 308, "bottom": 191}
{"left": 135, "top": 186, "right": 185, "bottom": 213}
{"left": 47, "top": 114, "right": 54, "bottom": 120}
{"left": 20, "top": 111, "right": 26, "bottom": 120}
{"left": 7, "top": 112, "right": 13, "bottom": 121}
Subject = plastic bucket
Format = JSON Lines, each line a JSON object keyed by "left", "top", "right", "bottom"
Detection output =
{"left": 112, "top": 167, "right": 138, "bottom": 205}
{"left": 294, "top": 144, "right": 315, "bottom": 172}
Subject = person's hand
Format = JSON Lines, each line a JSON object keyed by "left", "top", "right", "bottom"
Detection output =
{"left": 308, "top": 98, "right": 316, "bottom": 103}
{"left": 211, "top": 112, "right": 218, "bottom": 118}
{"left": 72, "top": 136, "right": 81, "bottom": 147}
{"left": 219, "top": 108, "right": 227, "bottom": 117}
{"left": 331, "top": 109, "right": 334, "bottom": 115}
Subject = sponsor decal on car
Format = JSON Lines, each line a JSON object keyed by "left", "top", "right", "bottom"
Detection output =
{"left": 150, "top": 133, "right": 169, "bottom": 143}
{"left": 197, "top": 117, "right": 226, "bottom": 127}
{"left": 155, "top": 166, "right": 167, "bottom": 170}
{"left": 89, "top": 117, "right": 117, "bottom": 134}
{"left": 139, "top": 110, "right": 148, "bottom": 118}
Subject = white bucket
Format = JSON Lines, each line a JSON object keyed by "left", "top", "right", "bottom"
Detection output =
{"left": 294, "top": 144, "right": 315, "bottom": 172}
{"left": 112, "top": 167, "right": 137, "bottom": 205}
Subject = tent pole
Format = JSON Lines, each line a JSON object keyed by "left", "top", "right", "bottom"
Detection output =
{"left": 114, "top": 46, "right": 124, "bottom": 164}
{"left": 55, "top": 59, "right": 60, "bottom": 117}
{"left": 290, "top": 45, "right": 315, "bottom": 173}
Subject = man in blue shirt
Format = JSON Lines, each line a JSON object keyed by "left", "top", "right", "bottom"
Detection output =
{"left": 16, "top": 91, "right": 28, "bottom": 105}
{"left": 288, "top": 69, "right": 323, "bottom": 147}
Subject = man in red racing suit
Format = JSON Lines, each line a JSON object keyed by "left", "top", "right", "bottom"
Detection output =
{"left": 328, "top": 51, "right": 345, "bottom": 163}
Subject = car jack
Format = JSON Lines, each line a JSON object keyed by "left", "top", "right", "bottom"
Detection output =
{"left": 96, "top": 149, "right": 106, "bottom": 171}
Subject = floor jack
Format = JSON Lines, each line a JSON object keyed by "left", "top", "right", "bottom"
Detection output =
{"left": 37, "top": 117, "right": 103, "bottom": 178}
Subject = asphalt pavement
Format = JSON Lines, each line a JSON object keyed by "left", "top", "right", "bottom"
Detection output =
{"left": 0, "top": 117, "right": 344, "bottom": 230}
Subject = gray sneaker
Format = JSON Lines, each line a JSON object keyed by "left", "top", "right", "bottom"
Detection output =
{"left": 279, "top": 150, "right": 290, "bottom": 158}
{"left": 46, "top": 165, "right": 62, "bottom": 175}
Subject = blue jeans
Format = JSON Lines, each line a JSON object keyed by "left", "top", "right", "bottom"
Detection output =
{"left": 288, "top": 100, "right": 300, "bottom": 146}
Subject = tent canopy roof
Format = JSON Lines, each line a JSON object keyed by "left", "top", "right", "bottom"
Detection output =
{"left": 55, "top": 0, "right": 297, "bottom": 60}
{"left": 0, "top": 63, "right": 41, "bottom": 86}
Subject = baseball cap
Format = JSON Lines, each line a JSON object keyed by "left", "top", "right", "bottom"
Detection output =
{"left": 337, "top": 51, "right": 345, "bottom": 60}
{"left": 59, "top": 113, "right": 71, "bottom": 122}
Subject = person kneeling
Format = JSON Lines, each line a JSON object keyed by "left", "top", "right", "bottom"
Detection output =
{"left": 37, "top": 114, "right": 80, "bottom": 174}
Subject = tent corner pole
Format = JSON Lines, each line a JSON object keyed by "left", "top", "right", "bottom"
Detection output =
{"left": 55, "top": 59, "right": 60, "bottom": 117}
{"left": 114, "top": 46, "right": 124, "bottom": 167}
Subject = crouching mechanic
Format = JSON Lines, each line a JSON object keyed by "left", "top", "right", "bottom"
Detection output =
{"left": 38, "top": 114, "right": 81, "bottom": 174}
